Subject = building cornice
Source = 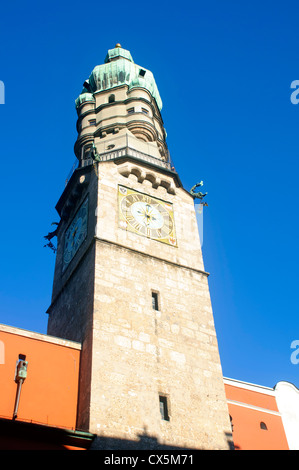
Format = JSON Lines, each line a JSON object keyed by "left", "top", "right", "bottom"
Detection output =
{"left": 0, "top": 417, "right": 95, "bottom": 449}
{"left": 94, "top": 236, "right": 209, "bottom": 277}
{"left": 224, "top": 377, "right": 276, "bottom": 395}
{"left": 47, "top": 235, "right": 209, "bottom": 315}
{"left": 0, "top": 324, "right": 81, "bottom": 350}
{"left": 227, "top": 399, "right": 281, "bottom": 416}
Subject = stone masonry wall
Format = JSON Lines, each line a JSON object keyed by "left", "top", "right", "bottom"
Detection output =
{"left": 89, "top": 238, "right": 232, "bottom": 449}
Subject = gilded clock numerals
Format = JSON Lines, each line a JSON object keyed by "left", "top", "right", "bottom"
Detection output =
{"left": 131, "top": 220, "right": 143, "bottom": 232}
{"left": 118, "top": 187, "right": 176, "bottom": 246}
{"left": 124, "top": 213, "right": 135, "bottom": 223}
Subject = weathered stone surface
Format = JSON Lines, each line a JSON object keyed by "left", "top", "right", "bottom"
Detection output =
{"left": 47, "top": 88, "right": 232, "bottom": 449}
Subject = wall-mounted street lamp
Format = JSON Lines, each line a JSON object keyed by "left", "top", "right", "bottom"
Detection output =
{"left": 13, "top": 354, "right": 28, "bottom": 420}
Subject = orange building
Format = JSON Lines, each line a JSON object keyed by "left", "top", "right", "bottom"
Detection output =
{"left": 1, "top": 322, "right": 299, "bottom": 450}
{"left": 224, "top": 378, "right": 289, "bottom": 450}
{"left": 0, "top": 324, "right": 95, "bottom": 450}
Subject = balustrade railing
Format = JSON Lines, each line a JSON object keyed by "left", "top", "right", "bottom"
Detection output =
{"left": 65, "top": 146, "right": 175, "bottom": 186}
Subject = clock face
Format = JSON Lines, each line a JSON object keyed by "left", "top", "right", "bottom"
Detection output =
{"left": 118, "top": 186, "right": 177, "bottom": 246}
{"left": 63, "top": 197, "right": 88, "bottom": 271}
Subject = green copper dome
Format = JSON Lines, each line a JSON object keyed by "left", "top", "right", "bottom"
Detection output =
{"left": 104, "top": 44, "right": 134, "bottom": 63}
{"left": 75, "top": 45, "right": 162, "bottom": 111}
{"left": 75, "top": 92, "right": 95, "bottom": 108}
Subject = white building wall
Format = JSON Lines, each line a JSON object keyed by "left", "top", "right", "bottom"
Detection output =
{"left": 275, "top": 381, "right": 299, "bottom": 450}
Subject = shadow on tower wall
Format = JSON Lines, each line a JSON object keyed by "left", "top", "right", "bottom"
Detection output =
{"left": 91, "top": 428, "right": 234, "bottom": 450}
{"left": 0, "top": 417, "right": 234, "bottom": 450}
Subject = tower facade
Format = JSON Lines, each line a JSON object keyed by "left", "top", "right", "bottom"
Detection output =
{"left": 47, "top": 45, "right": 232, "bottom": 450}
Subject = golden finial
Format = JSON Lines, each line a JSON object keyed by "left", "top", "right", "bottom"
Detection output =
{"left": 115, "top": 43, "right": 121, "bottom": 48}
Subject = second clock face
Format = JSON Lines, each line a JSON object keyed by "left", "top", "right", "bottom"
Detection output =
{"left": 63, "top": 197, "right": 88, "bottom": 271}
{"left": 118, "top": 186, "right": 177, "bottom": 246}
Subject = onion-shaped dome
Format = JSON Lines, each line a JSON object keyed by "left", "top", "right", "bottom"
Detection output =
{"left": 75, "top": 44, "right": 162, "bottom": 111}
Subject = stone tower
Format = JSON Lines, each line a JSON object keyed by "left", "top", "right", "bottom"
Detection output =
{"left": 47, "top": 44, "right": 232, "bottom": 450}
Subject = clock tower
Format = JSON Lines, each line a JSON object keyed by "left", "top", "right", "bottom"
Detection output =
{"left": 47, "top": 45, "right": 232, "bottom": 450}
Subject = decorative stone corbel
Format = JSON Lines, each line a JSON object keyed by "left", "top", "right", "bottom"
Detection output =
{"left": 117, "top": 163, "right": 176, "bottom": 194}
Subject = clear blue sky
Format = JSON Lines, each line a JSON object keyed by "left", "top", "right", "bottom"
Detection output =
{"left": 0, "top": 0, "right": 299, "bottom": 390}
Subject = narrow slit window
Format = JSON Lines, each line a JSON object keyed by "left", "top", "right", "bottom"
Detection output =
{"left": 89, "top": 119, "right": 96, "bottom": 126}
{"left": 108, "top": 94, "right": 115, "bottom": 103}
{"left": 139, "top": 69, "right": 146, "bottom": 77}
{"left": 127, "top": 107, "right": 134, "bottom": 114}
{"left": 141, "top": 108, "right": 149, "bottom": 115}
{"left": 159, "top": 395, "right": 170, "bottom": 421}
{"left": 152, "top": 292, "right": 159, "bottom": 311}
{"left": 260, "top": 422, "right": 268, "bottom": 430}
